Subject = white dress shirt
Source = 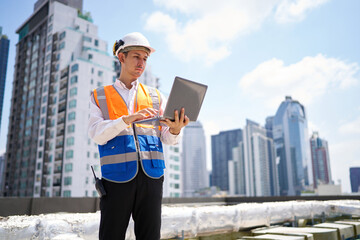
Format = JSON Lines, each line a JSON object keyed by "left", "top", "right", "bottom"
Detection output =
{"left": 88, "top": 79, "right": 180, "bottom": 146}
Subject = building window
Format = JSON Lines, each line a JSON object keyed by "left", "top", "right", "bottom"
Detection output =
{"left": 70, "top": 75, "right": 78, "bottom": 84}
{"left": 38, "top": 151, "right": 42, "bottom": 158}
{"left": 70, "top": 87, "right": 77, "bottom": 97}
{"left": 48, "top": 24, "right": 53, "bottom": 32}
{"left": 71, "top": 64, "right": 79, "bottom": 73}
{"left": 83, "top": 36, "right": 92, "bottom": 42}
{"left": 66, "top": 150, "right": 74, "bottom": 159}
{"left": 63, "top": 190, "right": 71, "bottom": 197}
{"left": 67, "top": 124, "right": 75, "bottom": 133}
{"left": 66, "top": 137, "right": 75, "bottom": 146}
{"left": 94, "top": 153, "right": 98, "bottom": 159}
{"left": 64, "top": 177, "right": 72, "bottom": 186}
{"left": 94, "top": 39, "right": 99, "bottom": 46}
{"left": 68, "top": 112, "right": 76, "bottom": 121}
{"left": 69, "top": 99, "right": 76, "bottom": 109}
{"left": 59, "top": 31, "right": 66, "bottom": 40}
{"left": 98, "top": 71, "right": 103, "bottom": 77}
{"left": 59, "top": 42, "right": 65, "bottom": 50}
{"left": 65, "top": 163, "right": 73, "bottom": 172}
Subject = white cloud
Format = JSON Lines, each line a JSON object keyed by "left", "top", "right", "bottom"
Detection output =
{"left": 275, "top": 0, "right": 330, "bottom": 23}
{"left": 329, "top": 139, "right": 360, "bottom": 193}
{"left": 339, "top": 117, "right": 360, "bottom": 135}
{"left": 145, "top": 0, "right": 329, "bottom": 65}
{"left": 238, "top": 54, "right": 359, "bottom": 109}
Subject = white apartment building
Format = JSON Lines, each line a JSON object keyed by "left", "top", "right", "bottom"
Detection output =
{"left": 3, "top": 0, "right": 117, "bottom": 197}
{"left": 163, "top": 144, "right": 182, "bottom": 198}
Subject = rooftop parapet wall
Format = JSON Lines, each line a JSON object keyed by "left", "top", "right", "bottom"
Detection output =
{"left": 0, "top": 199, "right": 359, "bottom": 239}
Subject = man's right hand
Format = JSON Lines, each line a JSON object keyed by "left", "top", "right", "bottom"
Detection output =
{"left": 122, "top": 108, "right": 158, "bottom": 125}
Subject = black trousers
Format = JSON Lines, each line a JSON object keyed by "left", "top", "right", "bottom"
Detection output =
{"left": 99, "top": 167, "right": 164, "bottom": 240}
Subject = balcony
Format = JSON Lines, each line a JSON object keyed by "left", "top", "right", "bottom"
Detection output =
{"left": 55, "top": 141, "right": 64, "bottom": 149}
{"left": 53, "top": 179, "right": 61, "bottom": 187}
{"left": 55, "top": 155, "right": 63, "bottom": 161}
{"left": 56, "top": 129, "right": 64, "bottom": 137}
{"left": 50, "top": 76, "right": 56, "bottom": 84}
{"left": 59, "top": 81, "right": 67, "bottom": 91}
{"left": 49, "top": 86, "right": 57, "bottom": 95}
{"left": 59, "top": 94, "right": 67, "bottom": 103}
{"left": 54, "top": 166, "right": 62, "bottom": 174}
{"left": 58, "top": 104, "right": 66, "bottom": 114}
{"left": 52, "top": 33, "right": 58, "bottom": 41}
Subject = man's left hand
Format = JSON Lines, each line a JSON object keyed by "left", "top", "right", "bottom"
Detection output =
{"left": 160, "top": 108, "right": 189, "bottom": 135}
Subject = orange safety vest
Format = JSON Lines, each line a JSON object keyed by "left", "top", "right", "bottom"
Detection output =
{"left": 93, "top": 83, "right": 165, "bottom": 182}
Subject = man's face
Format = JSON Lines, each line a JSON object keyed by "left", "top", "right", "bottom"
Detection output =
{"left": 120, "top": 50, "right": 149, "bottom": 78}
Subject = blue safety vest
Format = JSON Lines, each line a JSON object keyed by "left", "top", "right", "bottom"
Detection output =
{"left": 93, "top": 83, "right": 165, "bottom": 183}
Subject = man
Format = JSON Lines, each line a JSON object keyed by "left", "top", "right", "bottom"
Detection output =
{"left": 88, "top": 32, "right": 189, "bottom": 240}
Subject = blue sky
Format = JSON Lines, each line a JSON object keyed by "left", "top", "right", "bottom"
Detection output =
{"left": 1, "top": 0, "right": 359, "bottom": 193}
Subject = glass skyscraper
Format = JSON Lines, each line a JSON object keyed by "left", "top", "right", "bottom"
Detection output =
{"left": 211, "top": 129, "right": 242, "bottom": 191}
{"left": 182, "top": 121, "right": 208, "bottom": 197}
{"left": 310, "top": 132, "right": 332, "bottom": 188}
{"left": 0, "top": 27, "right": 10, "bottom": 135}
{"left": 273, "top": 96, "right": 313, "bottom": 196}
{"left": 350, "top": 167, "right": 360, "bottom": 193}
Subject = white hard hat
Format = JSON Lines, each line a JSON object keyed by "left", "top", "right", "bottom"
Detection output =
{"left": 113, "top": 32, "right": 155, "bottom": 56}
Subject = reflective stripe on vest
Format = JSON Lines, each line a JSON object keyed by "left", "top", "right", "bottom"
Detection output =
{"left": 93, "top": 83, "right": 165, "bottom": 183}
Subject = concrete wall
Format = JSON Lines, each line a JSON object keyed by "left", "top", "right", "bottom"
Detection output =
{"left": 1, "top": 195, "right": 359, "bottom": 217}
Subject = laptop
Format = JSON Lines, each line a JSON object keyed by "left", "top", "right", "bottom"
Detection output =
{"left": 134, "top": 76, "right": 207, "bottom": 123}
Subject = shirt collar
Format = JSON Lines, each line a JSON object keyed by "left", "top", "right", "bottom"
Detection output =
{"left": 116, "top": 79, "right": 139, "bottom": 90}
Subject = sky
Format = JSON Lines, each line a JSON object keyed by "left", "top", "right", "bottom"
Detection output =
{"left": 0, "top": 0, "right": 359, "bottom": 193}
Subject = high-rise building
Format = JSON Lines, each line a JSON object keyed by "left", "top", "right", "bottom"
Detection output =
{"left": 242, "top": 119, "right": 278, "bottom": 196}
{"left": 265, "top": 116, "right": 274, "bottom": 139}
{"left": 211, "top": 129, "right": 242, "bottom": 191}
{"left": 310, "top": 132, "right": 332, "bottom": 188}
{"left": 273, "top": 96, "right": 313, "bottom": 196}
{"left": 163, "top": 144, "right": 182, "bottom": 198}
{"left": 181, "top": 121, "right": 207, "bottom": 197}
{"left": 0, "top": 154, "right": 4, "bottom": 191}
{"left": 2, "top": 0, "right": 118, "bottom": 197}
{"left": 350, "top": 167, "right": 360, "bottom": 193}
{"left": 228, "top": 141, "right": 246, "bottom": 196}
{"left": 0, "top": 27, "right": 10, "bottom": 134}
